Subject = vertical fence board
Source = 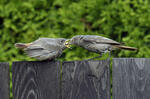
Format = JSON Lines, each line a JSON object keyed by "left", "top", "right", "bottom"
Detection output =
{"left": 12, "top": 61, "right": 60, "bottom": 99}
{"left": 113, "top": 58, "right": 150, "bottom": 99}
{"left": 62, "top": 60, "right": 110, "bottom": 99}
{"left": 0, "top": 63, "right": 9, "bottom": 99}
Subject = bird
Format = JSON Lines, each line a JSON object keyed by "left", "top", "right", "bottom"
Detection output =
{"left": 69, "top": 35, "right": 137, "bottom": 59}
{"left": 15, "top": 38, "right": 71, "bottom": 61}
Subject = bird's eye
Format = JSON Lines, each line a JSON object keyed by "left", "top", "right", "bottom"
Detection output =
{"left": 61, "top": 40, "right": 65, "bottom": 43}
{"left": 80, "top": 37, "right": 83, "bottom": 40}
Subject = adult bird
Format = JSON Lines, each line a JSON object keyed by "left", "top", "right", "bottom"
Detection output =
{"left": 15, "top": 38, "right": 70, "bottom": 60}
{"left": 69, "top": 35, "right": 137, "bottom": 59}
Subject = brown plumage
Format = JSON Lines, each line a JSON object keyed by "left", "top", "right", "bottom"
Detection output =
{"left": 112, "top": 45, "right": 137, "bottom": 51}
{"left": 15, "top": 43, "right": 31, "bottom": 48}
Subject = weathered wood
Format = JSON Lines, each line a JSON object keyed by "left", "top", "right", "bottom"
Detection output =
{"left": 113, "top": 58, "right": 150, "bottom": 99}
{"left": 0, "top": 63, "right": 9, "bottom": 99}
{"left": 62, "top": 60, "right": 110, "bottom": 99}
{"left": 12, "top": 61, "right": 60, "bottom": 99}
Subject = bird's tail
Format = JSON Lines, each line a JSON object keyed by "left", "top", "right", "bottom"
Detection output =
{"left": 113, "top": 45, "right": 137, "bottom": 51}
{"left": 15, "top": 43, "right": 30, "bottom": 48}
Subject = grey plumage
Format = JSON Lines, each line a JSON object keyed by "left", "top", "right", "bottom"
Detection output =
{"left": 15, "top": 38, "right": 68, "bottom": 60}
{"left": 70, "top": 35, "right": 137, "bottom": 54}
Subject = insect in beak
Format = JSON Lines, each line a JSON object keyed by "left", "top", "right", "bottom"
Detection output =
{"left": 64, "top": 40, "right": 72, "bottom": 49}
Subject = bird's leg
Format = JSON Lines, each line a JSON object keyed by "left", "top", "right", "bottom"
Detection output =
{"left": 85, "top": 53, "right": 103, "bottom": 61}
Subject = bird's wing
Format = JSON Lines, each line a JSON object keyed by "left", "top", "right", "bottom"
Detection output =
{"left": 25, "top": 48, "right": 59, "bottom": 60}
{"left": 24, "top": 42, "right": 61, "bottom": 58}
{"left": 32, "top": 38, "right": 64, "bottom": 50}
{"left": 25, "top": 45, "right": 44, "bottom": 50}
{"left": 35, "top": 51, "right": 59, "bottom": 60}
{"left": 24, "top": 45, "right": 49, "bottom": 57}
{"left": 25, "top": 48, "right": 49, "bottom": 57}
{"left": 82, "top": 35, "right": 120, "bottom": 45}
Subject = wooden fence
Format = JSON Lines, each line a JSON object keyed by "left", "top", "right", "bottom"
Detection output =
{"left": 0, "top": 58, "right": 150, "bottom": 99}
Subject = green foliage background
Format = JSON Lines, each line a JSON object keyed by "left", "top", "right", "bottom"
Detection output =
{"left": 0, "top": 0, "right": 149, "bottom": 98}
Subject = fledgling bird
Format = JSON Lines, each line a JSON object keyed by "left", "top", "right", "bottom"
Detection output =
{"left": 69, "top": 35, "right": 137, "bottom": 58}
{"left": 15, "top": 38, "right": 70, "bottom": 60}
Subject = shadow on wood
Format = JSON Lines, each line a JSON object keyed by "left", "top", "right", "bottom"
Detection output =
{"left": 62, "top": 60, "right": 110, "bottom": 99}
{"left": 0, "top": 62, "right": 9, "bottom": 99}
{"left": 12, "top": 61, "right": 60, "bottom": 99}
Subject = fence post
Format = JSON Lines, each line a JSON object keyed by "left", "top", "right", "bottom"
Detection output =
{"left": 113, "top": 58, "right": 150, "bottom": 99}
{"left": 62, "top": 60, "right": 110, "bottom": 99}
{"left": 0, "top": 62, "right": 9, "bottom": 99}
{"left": 12, "top": 61, "right": 61, "bottom": 99}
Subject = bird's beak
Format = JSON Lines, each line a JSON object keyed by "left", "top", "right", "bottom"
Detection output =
{"left": 64, "top": 40, "right": 72, "bottom": 49}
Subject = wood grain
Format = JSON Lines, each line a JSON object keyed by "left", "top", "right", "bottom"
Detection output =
{"left": 12, "top": 60, "right": 60, "bottom": 99}
{"left": 113, "top": 58, "right": 150, "bottom": 99}
{"left": 62, "top": 60, "right": 110, "bottom": 99}
{"left": 0, "top": 63, "right": 9, "bottom": 99}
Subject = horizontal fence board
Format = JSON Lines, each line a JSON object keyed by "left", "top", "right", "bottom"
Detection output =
{"left": 113, "top": 58, "right": 150, "bottom": 99}
{"left": 12, "top": 61, "right": 60, "bottom": 99}
{"left": 62, "top": 60, "right": 110, "bottom": 99}
{"left": 0, "top": 63, "right": 9, "bottom": 99}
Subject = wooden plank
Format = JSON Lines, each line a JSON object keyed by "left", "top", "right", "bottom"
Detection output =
{"left": 62, "top": 60, "right": 110, "bottom": 99}
{"left": 113, "top": 58, "right": 150, "bottom": 99}
{"left": 12, "top": 61, "right": 60, "bottom": 99}
{"left": 0, "top": 62, "right": 9, "bottom": 99}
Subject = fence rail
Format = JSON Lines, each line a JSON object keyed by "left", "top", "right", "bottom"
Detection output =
{"left": 0, "top": 58, "right": 150, "bottom": 99}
